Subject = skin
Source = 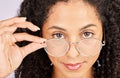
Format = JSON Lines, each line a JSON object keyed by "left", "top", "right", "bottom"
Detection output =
{"left": 43, "top": 1, "right": 103, "bottom": 78}
{"left": 0, "top": 17, "right": 46, "bottom": 77}
{"left": 0, "top": 0, "right": 103, "bottom": 78}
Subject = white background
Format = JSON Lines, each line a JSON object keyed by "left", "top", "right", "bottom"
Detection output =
{"left": 0, "top": 0, "right": 23, "bottom": 20}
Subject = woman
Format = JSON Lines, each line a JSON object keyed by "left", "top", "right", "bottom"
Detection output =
{"left": 0, "top": 0, "right": 120, "bottom": 78}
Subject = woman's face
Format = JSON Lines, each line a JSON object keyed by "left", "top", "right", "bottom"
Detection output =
{"left": 42, "top": 1, "right": 103, "bottom": 78}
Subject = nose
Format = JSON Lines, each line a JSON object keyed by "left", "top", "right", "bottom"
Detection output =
{"left": 66, "top": 42, "right": 80, "bottom": 58}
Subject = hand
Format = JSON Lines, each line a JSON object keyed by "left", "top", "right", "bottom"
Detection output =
{"left": 0, "top": 17, "right": 46, "bottom": 77}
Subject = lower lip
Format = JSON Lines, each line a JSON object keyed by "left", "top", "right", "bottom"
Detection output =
{"left": 63, "top": 63, "right": 83, "bottom": 70}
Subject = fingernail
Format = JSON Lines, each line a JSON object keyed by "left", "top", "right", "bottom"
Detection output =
{"left": 41, "top": 39, "right": 47, "bottom": 43}
{"left": 34, "top": 26, "right": 40, "bottom": 31}
{"left": 42, "top": 42, "right": 47, "bottom": 47}
{"left": 36, "top": 26, "right": 40, "bottom": 30}
{"left": 19, "top": 17, "right": 27, "bottom": 21}
{"left": 21, "top": 17, "right": 27, "bottom": 20}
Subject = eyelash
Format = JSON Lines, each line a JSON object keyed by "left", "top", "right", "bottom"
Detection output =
{"left": 81, "top": 31, "right": 95, "bottom": 39}
{"left": 51, "top": 30, "right": 95, "bottom": 39}
{"left": 52, "top": 32, "right": 65, "bottom": 39}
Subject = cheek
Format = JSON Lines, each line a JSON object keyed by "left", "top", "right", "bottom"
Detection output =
{"left": 48, "top": 55, "right": 60, "bottom": 65}
{"left": 86, "top": 54, "right": 100, "bottom": 67}
{"left": 48, "top": 55, "right": 64, "bottom": 70}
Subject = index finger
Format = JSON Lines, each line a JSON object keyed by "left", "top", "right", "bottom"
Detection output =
{"left": 0, "top": 17, "right": 26, "bottom": 26}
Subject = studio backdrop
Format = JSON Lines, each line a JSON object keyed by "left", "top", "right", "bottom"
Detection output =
{"left": 0, "top": 0, "right": 23, "bottom": 20}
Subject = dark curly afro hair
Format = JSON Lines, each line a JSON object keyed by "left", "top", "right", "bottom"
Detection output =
{"left": 15, "top": 0, "right": 120, "bottom": 78}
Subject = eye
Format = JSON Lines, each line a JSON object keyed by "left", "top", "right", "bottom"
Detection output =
{"left": 52, "top": 33, "right": 65, "bottom": 39}
{"left": 82, "top": 32, "right": 94, "bottom": 39}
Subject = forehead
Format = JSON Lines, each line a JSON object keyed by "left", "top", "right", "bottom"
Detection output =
{"left": 43, "top": 1, "right": 102, "bottom": 31}
{"left": 48, "top": 1, "right": 98, "bottom": 18}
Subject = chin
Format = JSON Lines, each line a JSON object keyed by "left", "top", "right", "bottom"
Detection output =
{"left": 63, "top": 72, "right": 84, "bottom": 78}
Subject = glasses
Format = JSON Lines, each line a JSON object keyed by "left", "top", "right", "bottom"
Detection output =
{"left": 44, "top": 38, "right": 105, "bottom": 57}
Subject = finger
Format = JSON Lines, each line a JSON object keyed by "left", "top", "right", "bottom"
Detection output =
{"left": 0, "top": 21, "right": 40, "bottom": 35}
{"left": 13, "top": 33, "right": 46, "bottom": 43}
{"left": 13, "top": 21, "right": 40, "bottom": 31}
{"left": 1, "top": 32, "right": 16, "bottom": 46}
{"left": 0, "top": 17, "right": 26, "bottom": 27}
{"left": 20, "top": 42, "right": 45, "bottom": 58}
{"left": 0, "top": 26, "right": 17, "bottom": 35}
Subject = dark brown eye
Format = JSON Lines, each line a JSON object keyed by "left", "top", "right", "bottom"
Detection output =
{"left": 52, "top": 33, "right": 64, "bottom": 39}
{"left": 83, "top": 32, "right": 93, "bottom": 39}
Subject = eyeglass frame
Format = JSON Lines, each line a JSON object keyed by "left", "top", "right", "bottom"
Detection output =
{"left": 43, "top": 37, "right": 105, "bottom": 57}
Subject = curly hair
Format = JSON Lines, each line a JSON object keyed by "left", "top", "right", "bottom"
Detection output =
{"left": 15, "top": 0, "right": 120, "bottom": 78}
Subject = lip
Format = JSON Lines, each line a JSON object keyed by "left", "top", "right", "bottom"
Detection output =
{"left": 63, "top": 62, "right": 83, "bottom": 70}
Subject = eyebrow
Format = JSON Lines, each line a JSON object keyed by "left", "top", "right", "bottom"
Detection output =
{"left": 47, "top": 26, "right": 66, "bottom": 31}
{"left": 47, "top": 24, "right": 97, "bottom": 31}
{"left": 80, "top": 24, "right": 97, "bottom": 31}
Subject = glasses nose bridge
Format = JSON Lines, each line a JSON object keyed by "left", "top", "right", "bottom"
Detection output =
{"left": 70, "top": 41, "right": 79, "bottom": 45}
{"left": 69, "top": 41, "right": 79, "bottom": 51}
{"left": 66, "top": 41, "right": 80, "bottom": 57}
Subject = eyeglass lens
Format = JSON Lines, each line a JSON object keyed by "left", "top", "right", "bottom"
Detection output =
{"left": 44, "top": 38, "right": 103, "bottom": 57}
